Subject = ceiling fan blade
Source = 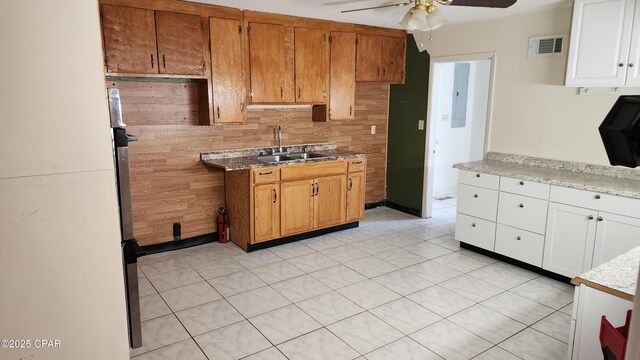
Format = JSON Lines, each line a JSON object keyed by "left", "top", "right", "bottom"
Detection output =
{"left": 449, "top": 0, "right": 516, "bottom": 8}
{"left": 341, "top": 2, "right": 413, "bottom": 13}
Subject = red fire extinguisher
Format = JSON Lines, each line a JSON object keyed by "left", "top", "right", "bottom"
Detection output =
{"left": 217, "top": 207, "right": 230, "bottom": 243}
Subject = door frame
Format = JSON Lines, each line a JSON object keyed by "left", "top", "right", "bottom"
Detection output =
{"left": 421, "top": 52, "right": 497, "bottom": 218}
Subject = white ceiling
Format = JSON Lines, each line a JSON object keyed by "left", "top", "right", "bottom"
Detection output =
{"left": 193, "top": 0, "right": 573, "bottom": 30}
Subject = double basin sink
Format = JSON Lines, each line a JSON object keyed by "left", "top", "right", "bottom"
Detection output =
{"left": 257, "top": 152, "right": 327, "bottom": 163}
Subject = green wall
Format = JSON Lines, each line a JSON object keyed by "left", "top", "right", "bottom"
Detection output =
{"left": 386, "top": 34, "right": 430, "bottom": 213}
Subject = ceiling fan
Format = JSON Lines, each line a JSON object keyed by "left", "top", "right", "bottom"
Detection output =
{"left": 342, "top": 0, "right": 517, "bottom": 31}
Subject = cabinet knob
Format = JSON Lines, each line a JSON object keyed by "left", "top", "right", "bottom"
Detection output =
{"left": 519, "top": 181, "right": 524, "bottom": 185}
{"left": 588, "top": 215, "right": 594, "bottom": 220}
{"left": 472, "top": 223, "right": 476, "bottom": 227}
{"left": 476, "top": 173, "right": 481, "bottom": 178}
{"left": 630, "top": 63, "right": 635, "bottom": 68}
{"left": 516, "top": 236, "right": 522, "bottom": 241}
{"left": 595, "top": 194, "right": 601, "bottom": 199}
{"left": 519, "top": 203, "right": 524, "bottom": 208}
{"left": 474, "top": 194, "right": 478, "bottom": 198}
{"left": 598, "top": 216, "right": 603, "bottom": 222}
{"left": 619, "top": 63, "right": 625, "bottom": 67}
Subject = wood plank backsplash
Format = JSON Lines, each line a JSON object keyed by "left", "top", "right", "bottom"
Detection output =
{"left": 111, "top": 80, "right": 388, "bottom": 246}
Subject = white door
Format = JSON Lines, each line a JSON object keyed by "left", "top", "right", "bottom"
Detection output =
{"left": 626, "top": 1, "right": 640, "bottom": 85}
{"left": 543, "top": 203, "right": 597, "bottom": 277}
{"left": 592, "top": 211, "right": 640, "bottom": 267}
{"left": 565, "top": 0, "right": 635, "bottom": 86}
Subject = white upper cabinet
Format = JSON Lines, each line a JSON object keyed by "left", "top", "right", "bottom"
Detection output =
{"left": 565, "top": 0, "right": 637, "bottom": 87}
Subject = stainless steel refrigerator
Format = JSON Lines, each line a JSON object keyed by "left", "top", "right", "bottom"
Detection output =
{"left": 108, "top": 88, "right": 142, "bottom": 349}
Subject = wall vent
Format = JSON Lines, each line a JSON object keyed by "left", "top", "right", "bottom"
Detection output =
{"left": 528, "top": 35, "right": 565, "bottom": 58}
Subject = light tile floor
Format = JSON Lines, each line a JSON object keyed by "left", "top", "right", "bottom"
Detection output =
{"left": 132, "top": 195, "right": 573, "bottom": 360}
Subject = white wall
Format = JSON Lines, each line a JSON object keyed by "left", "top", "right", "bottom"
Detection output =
{"left": 468, "top": 59, "right": 491, "bottom": 161}
{"left": 425, "top": 6, "right": 620, "bottom": 166}
{"left": 0, "top": 1, "right": 129, "bottom": 359}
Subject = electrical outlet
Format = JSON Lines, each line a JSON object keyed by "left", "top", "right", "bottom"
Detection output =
{"left": 442, "top": 114, "right": 449, "bottom": 121}
{"left": 371, "top": 125, "right": 376, "bottom": 135}
{"left": 418, "top": 120, "right": 425, "bottom": 130}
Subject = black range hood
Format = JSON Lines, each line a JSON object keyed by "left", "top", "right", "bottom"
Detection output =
{"left": 599, "top": 96, "right": 640, "bottom": 168}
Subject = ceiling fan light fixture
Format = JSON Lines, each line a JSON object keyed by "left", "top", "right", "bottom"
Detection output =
{"left": 399, "top": 1, "right": 447, "bottom": 31}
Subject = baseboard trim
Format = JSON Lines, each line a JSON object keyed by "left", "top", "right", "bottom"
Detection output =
{"left": 137, "top": 233, "right": 216, "bottom": 257}
{"left": 246, "top": 222, "right": 359, "bottom": 252}
{"left": 460, "top": 242, "right": 572, "bottom": 284}
{"left": 384, "top": 200, "right": 421, "bottom": 217}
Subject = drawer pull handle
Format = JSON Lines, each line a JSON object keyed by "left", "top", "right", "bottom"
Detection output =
{"left": 476, "top": 173, "right": 481, "bottom": 178}
{"left": 273, "top": 189, "right": 277, "bottom": 203}
{"left": 473, "top": 194, "right": 478, "bottom": 198}
{"left": 472, "top": 223, "right": 476, "bottom": 227}
{"left": 349, "top": 178, "right": 353, "bottom": 190}
{"left": 516, "top": 236, "right": 522, "bottom": 240}
{"left": 352, "top": 161, "right": 363, "bottom": 164}
{"left": 595, "top": 194, "right": 601, "bottom": 199}
{"left": 259, "top": 171, "right": 273, "bottom": 175}
{"left": 519, "top": 203, "right": 524, "bottom": 208}
{"left": 311, "top": 183, "right": 315, "bottom": 197}
{"left": 519, "top": 181, "right": 524, "bottom": 185}
{"left": 598, "top": 216, "right": 603, "bottom": 222}
{"left": 588, "top": 215, "right": 594, "bottom": 220}
{"left": 315, "top": 182, "right": 319, "bottom": 196}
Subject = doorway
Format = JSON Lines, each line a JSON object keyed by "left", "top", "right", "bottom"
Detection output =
{"left": 422, "top": 53, "right": 495, "bottom": 218}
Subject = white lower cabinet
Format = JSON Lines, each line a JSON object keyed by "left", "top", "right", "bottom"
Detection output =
{"left": 592, "top": 212, "right": 640, "bottom": 267}
{"left": 495, "top": 224, "right": 544, "bottom": 267}
{"left": 543, "top": 203, "right": 597, "bottom": 278}
{"left": 455, "top": 213, "right": 496, "bottom": 251}
{"left": 497, "top": 192, "right": 548, "bottom": 234}
{"left": 457, "top": 184, "right": 498, "bottom": 221}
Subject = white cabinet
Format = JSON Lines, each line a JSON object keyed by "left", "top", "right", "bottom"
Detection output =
{"left": 543, "top": 203, "right": 597, "bottom": 277}
{"left": 592, "top": 212, "right": 640, "bottom": 267}
{"left": 455, "top": 213, "right": 496, "bottom": 251}
{"left": 497, "top": 192, "right": 549, "bottom": 234}
{"left": 566, "top": 0, "right": 639, "bottom": 87}
{"left": 457, "top": 184, "right": 499, "bottom": 222}
{"left": 495, "top": 224, "right": 545, "bottom": 267}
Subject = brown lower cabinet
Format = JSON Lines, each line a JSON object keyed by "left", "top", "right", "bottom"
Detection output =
{"left": 225, "top": 159, "right": 366, "bottom": 250}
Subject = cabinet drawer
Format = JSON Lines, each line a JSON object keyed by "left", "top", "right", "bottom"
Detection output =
{"left": 459, "top": 170, "right": 500, "bottom": 190}
{"left": 253, "top": 167, "right": 280, "bottom": 184}
{"left": 281, "top": 160, "right": 347, "bottom": 181}
{"left": 457, "top": 184, "right": 498, "bottom": 221}
{"left": 495, "top": 224, "right": 544, "bottom": 267}
{"left": 497, "top": 192, "right": 548, "bottom": 234}
{"left": 347, "top": 159, "right": 366, "bottom": 173}
{"left": 550, "top": 185, "right": 640, "bottom": 218}
{"left": 455, "top": 213, "right": 496, "bottom": 251}
{"left": 499, "top": 176, "right": 550, "bottom": 200}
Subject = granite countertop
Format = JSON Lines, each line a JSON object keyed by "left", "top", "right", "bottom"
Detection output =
{"left": 200, "top": 143, "right": 367, "bottom": 171}
{"left": 454, "top": 153, "right": 640, "bottom": 199}
{"left": 571, "top": 246, "right": 640, "bottom": 301}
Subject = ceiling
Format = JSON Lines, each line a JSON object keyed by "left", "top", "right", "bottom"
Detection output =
{"left": 193, "top": 0, "right": 573, "bottom": 30}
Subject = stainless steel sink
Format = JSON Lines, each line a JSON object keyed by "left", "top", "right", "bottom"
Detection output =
{"left": 287, "top": 152, "right": 327, "bottom": 160}
{"left": 257, "top": 155, "right": 295, "bottom": 162}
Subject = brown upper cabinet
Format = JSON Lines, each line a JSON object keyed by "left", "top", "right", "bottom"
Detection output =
{"left": 248, "top": 22, "right": 295, "bottom": 103}
{"left": 210, "top": 17, "right": 245, "bottom": 123}
{"left": 295, "top": 28, "right": 328, "bottom": 103}
{"left": 356, "top": 33, "right": 406, "bottom": 84}
{"left": 330, "top": 32, "right": 356, "bottom": 120}
{"left": 101, "top": 5, "right": 205, "bottom": 77}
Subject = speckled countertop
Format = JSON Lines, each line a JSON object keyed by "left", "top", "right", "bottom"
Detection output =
{"left": 454, "top": 152, "right": 640, "bottom": 199}
{"left": 572, "top": 246, "right": 640, "bottom": 301}
{"left": 200, "top": 143, "right": 367, "bottom": 171}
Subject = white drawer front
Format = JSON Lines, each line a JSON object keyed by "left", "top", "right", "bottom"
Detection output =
{"left": 455, "top": 213, "right": 496, "bottom": 251}
{"left": 499, "top": 176, "right": 550, "bottom": 200}
{"left": 550, "top": 185, "right": 640, "bottom": 218}
{"left": 459, "top": 170, "right": 500, "bottom": 190}
{"left": 495, "top": 224, "right": 544, "bottom": 267}
{"left": 497, "top": 192, "right": 549, "bottom": 234}
{"left": 457, "top": 184, "right": 499, "bottom": 221}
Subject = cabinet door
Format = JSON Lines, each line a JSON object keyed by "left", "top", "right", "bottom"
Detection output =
{"left": 346, "top": 172, "right": 365, "bottom": 221}
{"left": 249, "top": 23, "right": 294, "bottom": 103}
{"left": 543, "top": 203, "right": 597, "bottom": 277}
{"left": 210, "top": 17, "right": 245, "bottom": 123}
{"left": 314, "top": 175, "right": 347, "bottom": 228}
{"left": 381, "top": 36, "right": 405, "bottom": 83}
{"left": 565, "top": 0, "right": 634, "bottom": 86}
{"left": 356, "top": 34, "right": 382, "bottom": 81}
{"left": 592, "top": 212, "right": 640, "bottom": 267}
{"left": 281, "top": 179, "right": 314, "bottom": 236}
{"left": 455, "top": 213, "right": 496, "bottom": 251}
{"left": 295, "top": 28, "right": 327, "bottom": 103}
{"left": 254, "top": 184, "right": 280, "bottom": 243}
{"left": 155, "top": 11, "right": 204, "bottom": 76}
{"left": 625, "top": 2, "right": 640, "bottom": 86}
{"left": 330, "top": 32, "right": 356, "bottom": 120}
{"left": 101, "top": 5, "right": 158, "bottom": 74}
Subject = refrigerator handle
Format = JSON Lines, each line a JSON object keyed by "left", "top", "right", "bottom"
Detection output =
{"left": 108, "top": 88, "right": 125, "bottom": 128}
